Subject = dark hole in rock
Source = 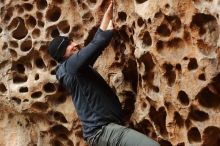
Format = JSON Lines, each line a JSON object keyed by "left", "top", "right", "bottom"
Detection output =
{"left": 202, "top": 126, "right": 220, "bottom": 146}
{"left": 43, "top": 82, "right": 56, "bottom": 93}
{"left": 188, "top": 58, "right": 198, "bottom": 70}
{"left": 188, "top": 107, "right": 209, "bottom": 121}
{"left": 46, "top": 5, "right": 61, "bottom": 22}
{"left": 187, "top": 127, "right": 201, "bottom": 143}
{"left": 156, "top": 24, "right": 171, "bottom": 36}
{"left": 118, "top": 11, "right": 127, "bottom": 21}
{"left": 31, "top": 91, "right": 42, "bottom": 98}
{"left": 177, "top": 90, "right": 189, "bottom": 106}
{"left": 19, "top": 86, "right": 28, "bottom": 93}
{"left": 36, "top": 0, "right": 48, "bottom": 10}
{"left": 0, "top": 83, "right": 7, "bottom": 93}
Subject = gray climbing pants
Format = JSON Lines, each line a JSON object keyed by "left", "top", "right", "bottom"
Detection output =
{"left": 87, "top": 123, "right": 160, "bottom": 146}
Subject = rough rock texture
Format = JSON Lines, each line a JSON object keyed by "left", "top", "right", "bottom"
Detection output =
{"left": 1, "top": 0, "right": 220, "bottom": 146}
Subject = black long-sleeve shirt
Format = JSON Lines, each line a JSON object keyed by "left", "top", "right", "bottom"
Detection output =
{"left": 56, "top": 28, "right": 123, "bottom": 139}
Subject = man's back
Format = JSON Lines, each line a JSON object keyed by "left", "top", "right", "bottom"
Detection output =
{"left": 56, "top": 60, "right": 122, "bottom": 139}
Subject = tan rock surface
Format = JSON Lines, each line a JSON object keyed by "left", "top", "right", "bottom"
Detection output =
{"left": 0, "top": 0, "right": 220, "bottom": 145}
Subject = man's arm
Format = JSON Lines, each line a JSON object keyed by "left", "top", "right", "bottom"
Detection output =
{"left": 100, "top": 0, "right": 114, "bottom": 31}
{"left": 64, "top": 1, "right": 114, "bottom": 74}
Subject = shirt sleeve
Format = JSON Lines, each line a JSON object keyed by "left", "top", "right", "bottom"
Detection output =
{"left": 64, "top": 28, "right": 113, "bottom": 74}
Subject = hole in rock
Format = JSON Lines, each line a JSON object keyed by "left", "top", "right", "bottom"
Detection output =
{"left": 3, "top": 7, "right": 14, "bottom": 21}
{"left": 176, "top": 63, "right": 181, "bottom": 71}
{"left": 36, "top": 12, "right": 43, "bottom": 20}
{"left": 165, "top": 4, "right": 170, "bottom": 8}
{"left": 19, "top": 87, "right": 28, "bottom": 93}
{"left": 53, "top": 111, "right": 68, "bottom": 123}
{"left": 196, "top": 87, "right": 220, "bottom": 108}
{"left": 16, "top": 5, "right": 24, "bottom": 14}
{"left": 0, "top": 27, "right": 2, "bottom": 33}
{"left": 166, "top": 15, "right": 182, "bottom": 31}
{"left": 32, "top": 29, "right": 41, "bottom": 38}
{"left": 35, "top": 58, "right": 46, "bottom": 69}
{"left": 2, "top": 42, "right": 7, "bottom": 51}
{"left": 184, "top": 30, "right": 191, "bottom": 42}
{"left": 118, "top": 25, "right": 129, "bottom": 42}
{"left": 50, "top": 124, "right": 69, "bottom": 135}
{"left": 21, "top": 39, "right": 32, "bottom": 52}
{"left": 0, "top": 60, "right": 8, "bottom": 70}
{"left": 122, "top": 59, "right": 138, "bottom": 92}
{"left": 152, "top": 86, "right": 159, "bottom": 93}
{"left": 36, "top": 0, "right": 47, "bottom": 10}
{"left": 81, "top": 2, "right": 89, "bottom": 10}
{"left": 202, "top": 126, "right": 220, "bottom": 146}
{"left": 51, "top": 139, "right": 63, "bottom": 146}
{"left": 177, "top": 142, "right": 185, "bottom": 146}
{"left": 9, "top": 49, "right": 17, "bottom": 58}
{"left": 167, "top": 37, "right": 184, "bottom": 48}
{"left": 88, "top": 0, "right": 97, "bottom": 3}
{"left": 53, "top": 0, "right": 63, "bottom": 4}
{"left": 51, "top": 28, "right": 60, "bottom": 38}
{"left": 156, "top": 40, "right": 164, "bottom": 51}
{"left": 149, "top": 106, "right": 168, "bottom": 136}
{"left": 137, "top": 17, "right": 145, "bottom": 27}
{"left": 56, "top": 94, "right": 67, "bottom": 104}
{"left": 174, "top": 111, "right": 184, "bottom": 127}
{"left": 12, "top": 17, "right": 28, "bottom": 40}
{"left": 187, "top": 127, "right": 201, "bottom": 143}
{"left": 0, "top": 83, "right": 7, "bottom": 93}
{"left": 11, "top": 97, "right": 21, "bottom": 104}
{"left": 7, "top": 18, "right": 19, "bottom": 31}
{"left": 26, "top": 15, "right": 36, "bottom": 28}
{"left": 154, "top": 11, "right": 163, "bottom": 18}
{"left": 190, "top": 13, "right": 216, "bottom": 35}
{"left": 148, "top": 18, "right": 152, "bottom": 24}
{"left": 22, "top": 3, "right": 33, "bottom": 11}
{"left": 35, "top": 73, "right": 39, "bottom": 80}
{"left": 38, "top": 20, "right": 44, "bottom": 28}
{"left": 142, "top": 31, "right": 152, "bottom": 46}
{"left": 135, "top": 0, "right": 148, "bottom": 4}
{"left": 50, "top": 69, "right": 56, "bottom": 75}
{"left": 31, "top": 91, "right": 42, "bottom": 98}
{"left": 121, "top": 91, "right": 136, "bottom": 121}
{"left": 31, "top": 102, "right": 49, "bottom": 112}
{"left": 118, "top": 11, "right": 127, "bottom": 21}
{"left": 23, "top": 99, "right": 29, "bottom": 102}
{"left": 177, "top": 90, "right": 189, "bottom": 106}
{"left": 209, "top": 73, "right": 220, "bottom": 94}
{"left": 43, "top": 82, "right": 56, "bottom": 93}
{"left": 9, "top": 41, "right": 18, "bottom": 48}
{"left": 156, "top": 24, "right": 171, "bottom": 36}
{"left": 131, "top": 119, "right": 154, "bottom": 136}
{"left": 163, "top": 63, "right": 176, "bottom": 87}
{"left": 199, "top": 73, "right": 206, "bottom": 81}
{"left": 188, "top": 107, "right": 209, "bottom": 121}
{"left": 138, "top": 52, "right": 155, "bottom": 71}
{"left": 46, "top": 5, "right": 61, "bottom": 22}
{"left": 15, "top": 63, "right": 25, "bottom": 73}
{"left": 159, "top": 139, "right": 172, "bottom": 146}
{"left": 188, "top": 58, "right": 198, "bottom": 70}
{"left": 58, "top": 20, "right": 70, "bottom": 34}
{"left": 13, "top": 75, "right": 28, "bottom": 83}
{"left": 82, "top": 12, "right": 94, "bottom": 23}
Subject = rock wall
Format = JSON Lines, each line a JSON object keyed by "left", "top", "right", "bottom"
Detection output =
{"left": 0, "top": 0, "right": 220, "bottom": 146}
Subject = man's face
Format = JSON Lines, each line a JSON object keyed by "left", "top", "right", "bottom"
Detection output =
{"left": 63, "top": 40, "right": 79, "bottom": 59}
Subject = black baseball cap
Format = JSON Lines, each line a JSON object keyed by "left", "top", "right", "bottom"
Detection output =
{"left": 48, "top": 36, "right": 70, "bottom": 63}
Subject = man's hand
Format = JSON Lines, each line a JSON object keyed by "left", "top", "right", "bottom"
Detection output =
{"left": 107, "top": 20, "right": 114, "bottom": 30}
{"left": 100, "top": 0, "right": 114, "bottom": 31}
